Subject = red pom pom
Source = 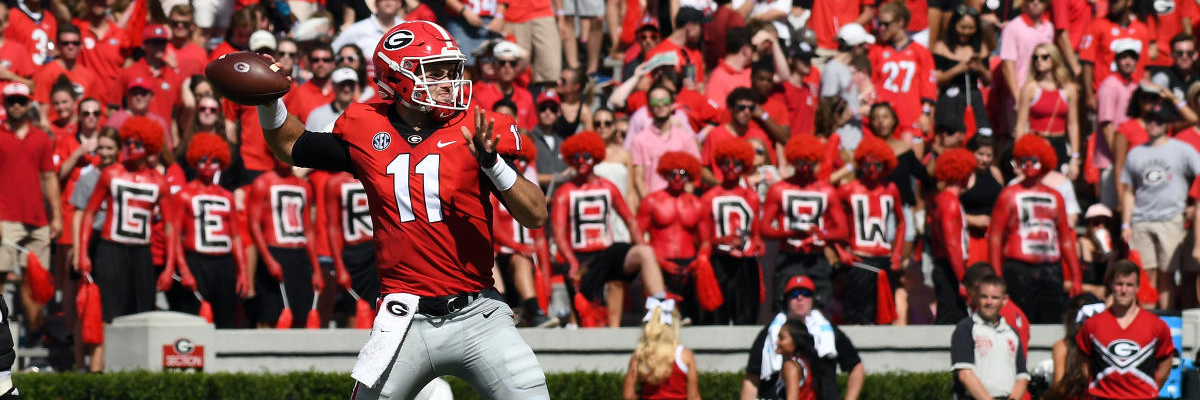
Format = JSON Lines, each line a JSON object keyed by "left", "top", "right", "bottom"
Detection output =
{"left": 712, "top": 138, "right": 755, "bottom": 173}
{"left": 934, "top": 148, "right": 977, "bottom": 183}
{"left": 305, "top": 308, "right": 321, "bottom": 329}
{"left": 573, "top": 292, "right": 609, "bottom": 328}
{"left": 1012, "top": 134, "right": 1057, "bottom": 175}
{"left": 354, "top": 299, "right": 375, "bottom": 329}
{"left": 785, "top": 134, "right": 825, "bottom": 164}
{"left": 655, "top": 151, "right": 702, "bottom": 180}
{"left": 198, "top": 300, "right": 214, "bottom": 323}
{"left": 119, "top": 116, "right": 166, "bottom": 155}
{"left": 185, "top": 132, "right": 232, "bottom": 167}
{"left": 693, "top": 258, "right": 724, "bottom": 312}
{"left": 875, "top": 269, "right": 897, "bottom": 325}
{"left": 853, "top": 136, "right": 898, "bottom": 172}
{"left": 275, "top": 307, "right": 293, "bottom": 329}
{"left": 77, "top": 281, "right": 104, "bottom": 345}
{"left": 560, "top": 131, "right": 607, "bottom": 162}
{"left": 25, "top": 252, "right": 54, "bottom": 304}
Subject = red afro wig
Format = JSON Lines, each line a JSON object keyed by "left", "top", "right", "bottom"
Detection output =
{"left": 497, "top": 133, "right": 538, "bottom": 163}
{"left": 1012, "top": 134, "right": 1058, "bottom": 174}
{"left": 785, "top": 134, "right": 825, "bottom": 164}
{"left": 656, "top": 151, "right": 702, "bottom": 179}
{"left": 853, "top": 136, "right": 898, "bottom": 172}
{"left": 712, "top": 138, "right": 755, "bottom": 171}
{"left": 119, "top": 116, "right": 165, "bottom": 155}
{"left": 560, "top": 131, "right": 607, "bottom": 162}
{"left": 185, "top": 132, "right": 232, "bottom": 167}
{"left": 934, "top": 148, "right": 977, "bottom": 183}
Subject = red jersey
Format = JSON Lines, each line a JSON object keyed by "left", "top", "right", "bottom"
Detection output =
{"left": 988, "top": 183, "right": 1079, "bottom": 266}
{"left": 905, "top": 0, "right": 928, "bottom": 32}
{"left": 173, "top": 181, "right": 239, "bottom": 255}
{"left": 1145, "top": 0, "right": 1192, "bottom": 67}
{"left": 120, "top": 60, "right": 186, "bottom": 124}
{"left": 325, "top": 172, "right": 374, "bottom": 247}
{"left": 552, "top": 176, "right": 630, "bottom": 252}
{"left": 637, "top": 190, "right": 703, "bottom": 259}
{"left": 0, "top": 127, "right": 54, "bottom": 226}
{"left": 0, "top": 40, "right": 35, "bottom": 86}
{"left": 284, "top": 80, "right": 335, "bottom": 124}
{"left": 1079, "top": 17, "right": 1152, "bottom": 91}
{"left": 6, "top": 5, "right": 56, "bottom": 66}
{"left": 676, "top": 88, "right": 721, "bottom": 132}
{"left": 491, "top": 196, "right": 537, "bottom": 253}
{"left": 86, "top": 164, "right": 168, "bottom": 245}
{"left": 641, "top": 345, "right": 690, "bottom": 400}
{"left": 75, "top": 19, "right": 133, "bottom": 107}
{"left": 1051, "top": 0, "right": 1093, "bottom": 51}
{"left": 782, "top": 82, "right": 816, "bottom": 136}
{"left": 810, "top": 0, "right": 870, "bottom": 49}
{"left": 929, "top": 189, "right": 968, "bottom": 281}
{"left": 471, "top": 82, "right": 536, "bottom": 130}
{"left": 462, "top": 0, "right": 498, "bottom": 17}
{"left": 331, "top": 102, "right": 518, "bottom": 297}
{"left": 699, "top": 184, "right": 761, "bottom": 254}
{"left": 761, "top": 178, "right": 847, "bottom": 254}
{"left": 869, "top": 42, "right": 937, "bottom": 131}
{"left": 31, "top": 60, "right": 102, "bottom": 103}
{"left": 167, "top": 41, "right": 209, "bottom": 78}
{"left": 1076, "top": 309, "right": 1174, "bottom": 399}
{"left": 247, "top": 170, "right": 313, "bottom": 249}
{"left": 52, "top": 132, "right": 100, "bottom": 245}
{"left": 838, "top": 180, "right": 905, "bottom": 258}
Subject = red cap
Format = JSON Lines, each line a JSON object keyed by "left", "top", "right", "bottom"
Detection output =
{"left": 143, "top": 24, "right": 169, "bottom": 42}
{"left": 536, "top": 90, "right": 560, "bottom": 106}
{"left": 637, "top": 15, "right": 659, "bottom": 31}
{"left": 783, "top": 276, "right": 815, "bottom": 294}
{"left": 126, "top": 76, "right": 154, "bottom": 92}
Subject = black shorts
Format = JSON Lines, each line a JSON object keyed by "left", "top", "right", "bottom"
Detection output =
{"left": 92, "top": 239, "right": 155, "bottom": 322}
{"left": 334, "top": 241, "right": 380, "bottom": 315}
{"left": 254, "top": 246, "right": 315, "bottom": 328}
{"left": 186, "top": 251, "right": 240, "bottom": 329}
{"left": 577, "top": 243, "right": 636, "bottom": 302}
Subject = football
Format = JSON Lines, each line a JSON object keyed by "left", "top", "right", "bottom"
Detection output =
{"left": 205, "top": 51, "right": 291, "bottom": 106}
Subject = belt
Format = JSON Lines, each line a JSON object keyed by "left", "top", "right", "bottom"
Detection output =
{"left": 417, "top": 292, "right": 482, "bottom": 317}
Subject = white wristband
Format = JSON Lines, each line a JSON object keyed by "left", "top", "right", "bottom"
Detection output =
{"left": 483, "top": 156, "right": 519, "bottom": 191}
{"left": 257, "top": 98, "right": 288, "bottom": 130}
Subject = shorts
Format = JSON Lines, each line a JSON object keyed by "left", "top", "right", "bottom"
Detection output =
{"left": 192, "top": 0, "right": 235, "bottom": 29}
{"left": 562, "top": 0, "right": 604, "bottom": 17}
{"left": 700, "top": 252, "right": 760, "bottom": 325}
{"left": 664, "top": 258, "right": 698, "bottom": 321}
{"left": 1180, "top": 230, "right": 1200, "bottom": 273}
{"left": 92, "top": 239, "right": 156, "bottom": 322}
{"left": 187, "top": 251, "right": 240, "bottom": 329}
{"left": 576, "top": 243, "right": 636, "bottom": 302}
{"left": 0, "top": 221, "right": 51, "bottom": 274}
{"left": 507, "top": 17, "right": 563, "bottom": 83}
{"left": 335, "top": 241, "right": 381, "bottom": 315}
{"left": 351, "top": 290, "right": 548, "bottom": 400}
{"left": 1131, "top": 215, "right": 1185, "bottom": 271}
{"left": 255, "top": 246, "right": 315, "bottom": 328}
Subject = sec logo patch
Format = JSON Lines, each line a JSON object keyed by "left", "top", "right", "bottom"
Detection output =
{"left": 373, "top": 132, "right": 392, "bottom": 151}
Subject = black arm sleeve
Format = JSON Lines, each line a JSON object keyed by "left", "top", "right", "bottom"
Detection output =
{"left": 291, "top": 131, "right": 355, "bottom": 173}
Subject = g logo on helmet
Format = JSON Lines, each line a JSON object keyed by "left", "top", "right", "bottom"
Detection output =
{"left": 383, "top": 30, "right": 416, "bottom": 51}
{"left": 386, "top": 301, "right": 410, "bottom": 317}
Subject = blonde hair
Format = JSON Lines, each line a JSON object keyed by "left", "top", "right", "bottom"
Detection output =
{"left": 632, "top": 307, "right": 681, "bottom": 386}
{"left": 1028, "top": 43, "right": 1072, "bottom": 89}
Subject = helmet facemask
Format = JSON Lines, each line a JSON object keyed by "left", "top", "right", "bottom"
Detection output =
{"left": 376, "top": 52, "right": 472, "bottom": 121}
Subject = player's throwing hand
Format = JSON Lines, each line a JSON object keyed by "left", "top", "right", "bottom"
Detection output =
{"left": 461, "top": 106, "right": 499, "bottom": 167}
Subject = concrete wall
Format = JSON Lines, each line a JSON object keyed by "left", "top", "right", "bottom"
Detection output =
{"left": 105, "top": 310, "right": 1200, "bottom": 374}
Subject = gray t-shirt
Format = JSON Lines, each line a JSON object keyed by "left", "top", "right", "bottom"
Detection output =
{"left": 819, "top": 58, "right": 864, "bottom": 150}
{"left": 1121, "top": 138, "right": 1200, "bottom": 222}
{"left": 70, "top": 168, "right": 107, "bottom": 231}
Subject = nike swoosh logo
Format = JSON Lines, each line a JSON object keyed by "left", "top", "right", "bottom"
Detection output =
{"left": 481, "top": 307, "right": 499, "bottom": 319}
{"left": 436, "top": 140, "right": 457, "bottom": 148}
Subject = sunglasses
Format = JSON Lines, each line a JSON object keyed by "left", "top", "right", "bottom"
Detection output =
{"left": 649, "top": 98, "right": 672, "bottom": 107}
{"left": 666, "top": 170, "right": 689, "bottom": 179}
{"left": 337, "top": 55, "right": 358, "bottom": 63}
{"left": 1177, "top": 50, "right": 1197, "bottom": 57}
{"left": 596, "top": 120, "right": 614, "bottom": 127}
{"left": 877, "top": 19, "right": 899, "bottom": 27}
{"left": 539, "top": 104, "right": 559, "bottom": 113}
{"left": 571, "top": 153, "right": 594, "bottom": 163}
{"left": 4, "top": 97, "right": 29, "bottom": 106}
{"left": 170, "top": 19, "right": 192, "bottom": 28}
{"left": 310, "top": 57, "right": 334, "bottom": 64}
{"left": 754, "top": 147, "right": 765, "bottom": 155}
{"left": 786, "top": 288, "right": 814, "bottom": 299}
{"left": 498, "top": 59, "right": 519, "bottom": 67}
{"left": 735, "top": 104, "right": 754, "bottom": 112}
{"left": 198, "top": 106, "right": 219, "bottom": 113}
{"left": 1034, "top": 53, "right": 1051, "bottom": 61}
{"left": 638, "top": 33, "right": 659, "bottom": 41}
{"left": 80, "top": 110, "right": 101, "bottom": 117}
{"left": 59, "top": 40, "right": 81, "bottom": 46}
{"left": 278, "top": 51, "right": 297, "bottom": 58}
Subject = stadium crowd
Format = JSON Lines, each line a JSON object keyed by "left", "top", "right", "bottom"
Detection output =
{"left": 0, "top": 0, "right": 1194, "bottom": 396}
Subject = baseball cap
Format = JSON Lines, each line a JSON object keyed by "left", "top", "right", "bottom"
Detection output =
{"left": 536, "top": 91, "right": 560, "bottom": 106}
{"left": 2, "top": 83, "right": 31, "bottom": 99}
{"left": 249, "top": 30, "right": 277, "bottom": 52}
{"left": 837, "top": 23, "right": 876, "bottom": 46}
{"left": 674, "top": 7, "right": 711, "bottom": 26}
{"left": 331, "top": 67, "right": 358, "bottom": 84}
{"left": 126, "top": 76, "right": 154, "bottom": 92}
{"left": 493, "top": 41, "right": 524, "bottom": 60}
{"left": 788, "top": 41, "right": 816, "bottom": 60}
{"left": 1084, "top": 204, "right": 1112, "bottom": 220}
{"left": 637, "top": 15, "right": 659, "bottom": 32}
{"left": 782, "top": 276, "right": 815, "bottom": 296}
{"left": 143, "top": 24, "right": 168, "bottom": 42}
{"left": 1113, "top": 39, "right": 1142, "bottom": 57}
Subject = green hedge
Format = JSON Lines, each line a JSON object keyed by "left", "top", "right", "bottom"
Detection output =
{"left": 13, "top": 370, "right": 952, "bottom": 400}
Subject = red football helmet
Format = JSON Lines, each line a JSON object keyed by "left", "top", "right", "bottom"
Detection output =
{"left": 373, "top": 21, "right": 471, "bottom": 121}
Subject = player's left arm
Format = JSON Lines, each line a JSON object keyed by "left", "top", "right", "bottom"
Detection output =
{"left": 463, "top": 107, "right": 547, "bottom": 229}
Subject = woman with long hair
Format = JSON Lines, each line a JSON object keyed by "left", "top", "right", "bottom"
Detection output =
{"left": 960, "top": 135, "right": 1004, "bottom": 265}
{"left": 622, "top": 301, "right": 699, "bottom": 400}
{"left": 1015, "top": 43, "right": 1081, "bottom": 179}
{"left": 776, "top": 319, "right": 820, "bottom": 400}
{"left": 1043, "top": 294, "right": 1105, "bottom": 400}
{"left": 932, "top": 5, "right": 992, "bottom": 138}
{"left": 595, "top": 108, "right": 638, "bottom": 242}
{"left": 555, "top": 68, "right": 595, "bottom": 136}
{"left": 46, "top": 77, "right": 80, "bottom": 137}
{"left": 813, "top": 96, "right": 854, "bottom": 185}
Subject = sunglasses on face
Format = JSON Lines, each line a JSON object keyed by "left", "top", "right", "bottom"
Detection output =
{"left": 596, "top": 119, "right": 614, "bottom": 127}
{"left": 337, "top": 55, "right": 358, "bottom": 63}
{"left": 861, "top": 161, "right": 884, "bottom": 169}
{"left": 649, "top": 98, "right": 672, "bottom": 107}
{"left": 278, "top": 51, "right": 297, "bottom": 58}
{"left": 59, "top": 40, "right": 81, "bottom": 47}
{"left": 81, "top": 110, "right": 101, "bottom": 117}
{"left": 170, "top": 19, "right": 192, "bottom": 28}
{"left": 498, "top": 59, "right": 519, "bottom": 68}
{"left": 877, "top": 19, "right": 899, "bottom": 28}
{"left": 571, "top": 153, "right": 594, "bottom": 163}
{"left": 667, "top": 170, "right": 689, "bottom": 179}
{"left": 1177, "top": 50, "right": 1197, "bottom": 57}
{"left": 753, "top": 147, "right": 765, "bottom": 155}
{"left": 539, "top": 104, "right": 559, "bottom": 113}
{"left": 4, "top": 97, "right": 29, "bottom": 106}
{"left": 787, "top": 288, "right": 814, "bottom": 299}
{"left": 198, "top": 106, "right": 219, "bottom": 113}
{"left": 1034, "top": 53, "right": 1051, "bottom": 61}
{"left": 1016, "top": 156, "right": 1039, "bottom": 164}
{"left": 638, "top": 33, "right": 659, "bottom": 41}
{"left": 735, "top": 104, "right": 754, "bottom": 112}
{"left": 310, "top": 57, "right": 334, "bottom": 64}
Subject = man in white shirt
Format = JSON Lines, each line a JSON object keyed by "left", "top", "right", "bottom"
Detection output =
{"left": 305, "top": 68, "right": 359, "bottom": 132}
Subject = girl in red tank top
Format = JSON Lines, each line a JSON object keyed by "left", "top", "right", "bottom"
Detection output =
{"left": 1015, "top": 43, "right": 1081, "bottom": 179}
{"left": 776, "top": 319, "right": 819, "bottom": 400}
{"left": 623, "top": 301, "right": 699, "bottom": 400}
